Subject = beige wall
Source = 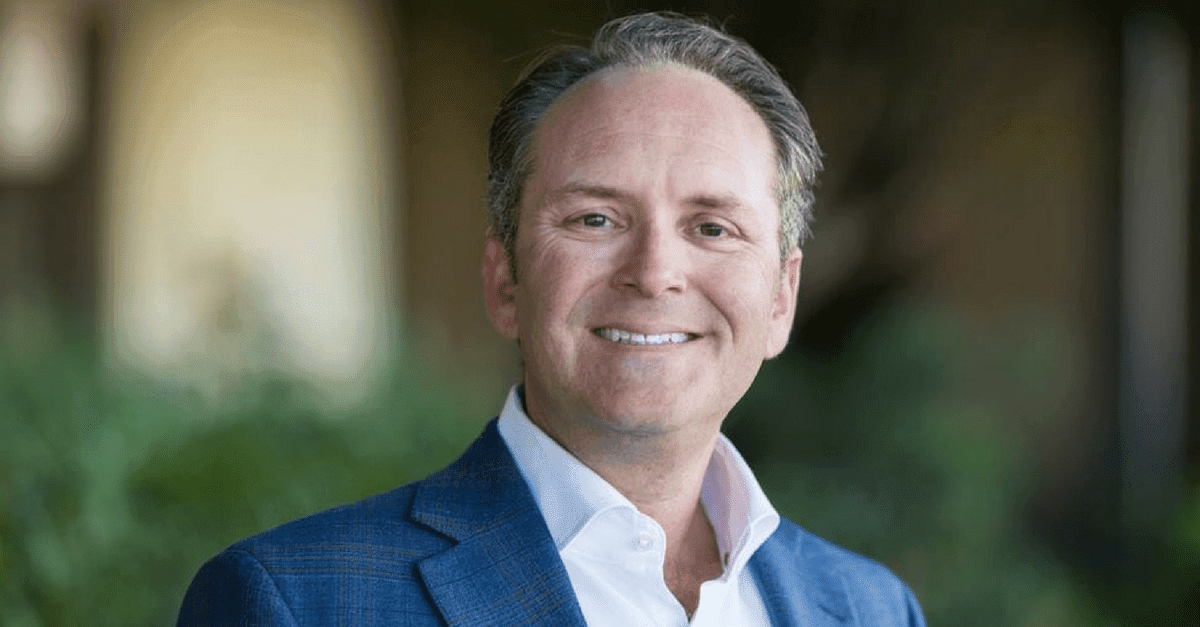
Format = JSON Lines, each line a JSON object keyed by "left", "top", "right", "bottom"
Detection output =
{"left": 0, "top": 0, "right": 84, "bottom": 179}
{"left": 103, "top": 0, "right": 396, "bottom": 402}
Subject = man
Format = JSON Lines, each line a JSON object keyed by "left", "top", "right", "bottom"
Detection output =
{"left": 178, "top": 12, "right": 926, "bottom": 626}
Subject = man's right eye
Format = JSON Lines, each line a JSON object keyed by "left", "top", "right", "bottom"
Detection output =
{"left": 580, "top": 214, "right": 611, "bottom": 228}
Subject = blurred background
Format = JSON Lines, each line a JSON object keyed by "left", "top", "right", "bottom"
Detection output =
{"left": 1, "top": 0, "right": 1197, "bottom": 624}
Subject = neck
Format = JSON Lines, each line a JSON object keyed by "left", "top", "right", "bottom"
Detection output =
{"left": 580, "top": 430, "right": 716, "bottom": 533}
{"left": 529, "top": 408, "right": 720, "bottom": 535}
{"left": 523, "top": 398, "right": 726, "bottom": 614}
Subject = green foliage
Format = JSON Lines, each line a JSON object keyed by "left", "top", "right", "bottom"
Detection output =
{"left": 1181, "top": 487, "right": 1200, "bottom": 565}
{"left": 0, "top": 306, "right": 489, "bottom": 626}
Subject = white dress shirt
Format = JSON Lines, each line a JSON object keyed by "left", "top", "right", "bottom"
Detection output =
{"left": 496, "top": 386, "right": 780, "bottom": 627}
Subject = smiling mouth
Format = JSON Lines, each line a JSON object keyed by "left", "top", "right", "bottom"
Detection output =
{"left": 593, "top": 328, "right": 698, "bottom": 346}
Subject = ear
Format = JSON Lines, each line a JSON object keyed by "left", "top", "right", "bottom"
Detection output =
{"left": 765, "top": 248, "right": 802, "bottom": 359}
{"left": 482, "top": 234, "right": 519, "bottom": 339}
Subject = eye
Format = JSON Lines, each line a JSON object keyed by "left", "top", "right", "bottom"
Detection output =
{"left": 580, "top": 213, "right": 612, "bottom": 228}
{"left": 697, "top": 222, "right": 727, "bottom": 238}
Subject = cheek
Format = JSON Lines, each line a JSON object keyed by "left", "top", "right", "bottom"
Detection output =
{"left": 515, "top": 243, "right": 596, "bottom": 334}
{"left": 707, "top": 259, "right": 780, "bottom": 342}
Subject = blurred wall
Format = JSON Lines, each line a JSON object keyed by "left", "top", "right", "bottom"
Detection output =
{"left": 101, "top": 0, "right": 397, "bottom": 401}
{"left": 0, "top": 0, "right": 98, "bottom": 322}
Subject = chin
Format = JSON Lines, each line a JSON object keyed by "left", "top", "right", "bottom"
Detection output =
{"left": 581, "top": 388, "right": 698, "bottom": 436}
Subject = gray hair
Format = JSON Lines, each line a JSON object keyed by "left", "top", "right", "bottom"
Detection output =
{"left": 487, "top": 12, "right": 822, "bottom": 272}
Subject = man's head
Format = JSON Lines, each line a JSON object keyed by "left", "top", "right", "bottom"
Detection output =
{"left": 486, "top": 12, "right": 822, "bottom": 273}
{"left": 482, "top": 12, "right": 820, "bottom": 442}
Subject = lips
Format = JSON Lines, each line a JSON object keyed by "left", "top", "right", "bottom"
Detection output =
{"left": 593, "top": 327, "right": 697, "bottom": 346}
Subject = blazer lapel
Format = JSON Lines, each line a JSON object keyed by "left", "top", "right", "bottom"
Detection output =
{"left": 411, "top": 421, "right": 587, "bottom": 627}
{"left": 749, "top": 528, "right": 851, "bottom": 627}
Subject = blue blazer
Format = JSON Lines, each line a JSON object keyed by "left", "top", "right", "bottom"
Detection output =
{"left": 177, "top": 420, "right": 926, "bottom": 626}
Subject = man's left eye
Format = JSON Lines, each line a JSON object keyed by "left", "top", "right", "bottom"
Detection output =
{"left": 697, "top": 222, "right": 726, "bottom": 237}
{"left": 580, "top": 214, "right": 611, "bottom": 228}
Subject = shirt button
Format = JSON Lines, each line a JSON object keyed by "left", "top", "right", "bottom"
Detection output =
{"left": 634, "top": 534, "right": 653, "bottom": 551}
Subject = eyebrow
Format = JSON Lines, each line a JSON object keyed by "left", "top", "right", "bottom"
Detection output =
{"left": 685, "top": 192, "right": 749, "bottom": 212}
{"left": 546, "top": 184, "right": 634, "bottom": 206}
{"left": 546, "top": 184, "right": 750, "bottom": 213}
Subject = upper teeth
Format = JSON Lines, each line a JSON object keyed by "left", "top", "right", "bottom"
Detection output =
{"left": 597, "top": 328, "right": 690, "bottom": 346}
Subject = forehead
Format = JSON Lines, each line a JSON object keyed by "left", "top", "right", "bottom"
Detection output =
{"left": 527, "top": 63, "right": 777, "bottom": 198}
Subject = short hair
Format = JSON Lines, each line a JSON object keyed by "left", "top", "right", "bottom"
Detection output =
{"left": 486, "top": 12, "right": 822, "bottom": 272}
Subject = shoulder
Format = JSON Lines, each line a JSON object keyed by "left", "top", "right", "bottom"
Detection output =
{"left": 752, "top": 517, "right": 926, "bottom": 626}
{"left": 178, "top": 482, "right": 453, "bottom": 626}
{"left": 234, "top": 481, "right": 449, "bottom": 560}
{"left": 222, "top": 418, "right": 518, "bottom": 562}
{"left": 177, "top": 422, "right": 526, "bottom": 626}
{"left": 770, "top": 517, "right": 904, "bottom": 588}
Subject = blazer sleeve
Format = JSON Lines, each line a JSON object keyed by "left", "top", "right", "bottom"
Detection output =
{"left": 176, "top": 549, "right": 300, "bottom": 627}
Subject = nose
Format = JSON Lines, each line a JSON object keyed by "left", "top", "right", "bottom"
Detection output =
{"left": 612, "top": 220, "right": 687, "bottom": 297}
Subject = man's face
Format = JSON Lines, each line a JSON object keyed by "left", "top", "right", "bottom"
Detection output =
{"left": 483, "top": 64, "right": 802, "bottom": 441}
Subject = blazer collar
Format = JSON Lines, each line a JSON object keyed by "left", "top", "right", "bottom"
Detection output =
{"left": 749, "top": 526, "right": 852, "bottom": 627}
{"left": 411, "top": 420, "right": 588, "bottom": 627}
